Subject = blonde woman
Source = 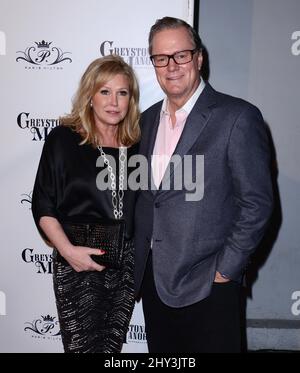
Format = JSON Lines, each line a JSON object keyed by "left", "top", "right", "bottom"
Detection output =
{"left": 32, "top": 55, "right": 140, "bottom": 353}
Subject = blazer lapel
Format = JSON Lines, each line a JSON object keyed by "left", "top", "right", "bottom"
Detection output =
{"left": 143, "top": 103, "right": 162, "bottom": 194}
{"left": 158, "top": 83, "right": 217, "bottom": 192}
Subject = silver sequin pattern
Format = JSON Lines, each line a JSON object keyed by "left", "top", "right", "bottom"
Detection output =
{"left": 52, "top": 239, "right": 134, "bottom": 353}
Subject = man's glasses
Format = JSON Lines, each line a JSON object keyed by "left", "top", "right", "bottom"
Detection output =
{"left": 150, "top": 49, "right": 198, "bottom": 67}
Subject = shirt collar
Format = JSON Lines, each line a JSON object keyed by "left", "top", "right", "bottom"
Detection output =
{"left": 161, "top": 77, "right": 206, "bottom": 117}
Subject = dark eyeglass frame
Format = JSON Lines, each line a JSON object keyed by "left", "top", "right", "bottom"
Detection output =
{"left": 150, "top": 49, "right": 198, "bottom": 67}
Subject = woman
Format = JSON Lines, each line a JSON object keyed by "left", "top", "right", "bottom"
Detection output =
{"left": 32, "top": 55, "right": 140, "bottom": 353}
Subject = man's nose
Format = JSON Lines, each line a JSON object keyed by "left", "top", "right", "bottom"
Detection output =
{"left": 167, "top": 57, "right": 179, "bottom": 70}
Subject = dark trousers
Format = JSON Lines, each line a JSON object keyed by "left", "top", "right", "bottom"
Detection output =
{"left": 141, "top": 253, "right": 242, "bottom": 353}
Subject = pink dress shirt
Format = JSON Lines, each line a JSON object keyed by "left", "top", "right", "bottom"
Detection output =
{"left": 151, "top": 79, "right": 206, "bottom": 189}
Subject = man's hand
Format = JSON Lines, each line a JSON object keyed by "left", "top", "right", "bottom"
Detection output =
{"left": 214, "top": 271, "right": 230, "bottom": 283}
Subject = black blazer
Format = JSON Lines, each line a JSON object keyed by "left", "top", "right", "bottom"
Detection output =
{"left": 134, "top": 83, "right": 273, "bottom": 307}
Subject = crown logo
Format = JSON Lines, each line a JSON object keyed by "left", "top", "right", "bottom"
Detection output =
{"left": 35, "top": 40, "right": 52, "bottom": 48}
{"left": 42, "top": 314, "right": 55, "bottom": 322}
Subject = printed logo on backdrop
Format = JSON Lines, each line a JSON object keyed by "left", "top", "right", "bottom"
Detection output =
{"left": 21, "top": 191, "right": 32, "bottom": 209}
{"left": 16, "top": 40, "right": 72, "bottom": 69}
{"left": 0, "top": 30, "right": 6, "bottom": 56}
{"left": 100, "top": 41, "right": 151, "bottom": 68}
{"left": 291, "top": 290, "right": 300, "bottom": 316}
{"left": 291, "top": 31, "right": 300, "bottom": 56}
{"left": 22, "top": 248, "right": 53, "bottom": 274}
{"left": 126, "top": 324, "right": 147, "bottom": 344}
{"left": 24, "top": 315, "right": 61, "bottom": 341}
{"left": 17, "top": 112, "right": 60, "bottom": 141}
{"left": 0, "top": 291, "right": 6, "bottom": 316}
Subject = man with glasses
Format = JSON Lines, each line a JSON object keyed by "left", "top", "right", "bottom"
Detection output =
{"left": 134, "top": 16, "right": 273, "bottom": 352}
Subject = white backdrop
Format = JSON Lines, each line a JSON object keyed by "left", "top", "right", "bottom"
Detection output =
{"left": 0, "top": 0, "right": 194, "bottom": 353}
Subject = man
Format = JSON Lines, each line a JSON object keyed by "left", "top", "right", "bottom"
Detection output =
{"left": 134, "top": 16, "right": 273, "bottom": 353}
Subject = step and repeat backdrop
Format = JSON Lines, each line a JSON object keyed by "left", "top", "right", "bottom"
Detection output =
{"left": 1, "top": 0, "right": 299, "bottom": 353}
{"left": 0, "top": 0, "right": 194, "bottom": 353}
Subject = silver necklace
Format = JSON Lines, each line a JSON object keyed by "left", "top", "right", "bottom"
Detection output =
{"left": 97, "top": 146, "right": 126, "bottom": 219}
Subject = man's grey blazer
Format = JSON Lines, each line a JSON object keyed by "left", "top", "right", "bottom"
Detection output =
{"left": 134, "top": 83, "right": 273, "bottom": 307}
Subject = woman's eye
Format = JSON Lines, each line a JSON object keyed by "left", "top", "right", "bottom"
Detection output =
{"left": 118, "top": 90, "right": 129, "bottom": 96}
{"left": 100, "top": 89, "right": 110, "bottom": 95}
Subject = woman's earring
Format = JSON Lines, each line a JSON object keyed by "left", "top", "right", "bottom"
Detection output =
{"left": 90, "top": 101, "right": 93, "bottom": 108}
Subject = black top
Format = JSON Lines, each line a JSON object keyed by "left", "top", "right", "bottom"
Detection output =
{"left": 32, "top": 125, "right": 138, "bottom": 240}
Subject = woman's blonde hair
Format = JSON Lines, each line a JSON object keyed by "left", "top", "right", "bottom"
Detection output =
{"left": 60, "top": 55, "right": 140, "bottom": 147}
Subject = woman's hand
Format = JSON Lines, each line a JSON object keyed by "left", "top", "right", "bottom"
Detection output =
{"left": 38, "top": 216, "right": 107, "bottom": 272}
{"left": 61, "top": 245, "right": 106, "bottom": 272}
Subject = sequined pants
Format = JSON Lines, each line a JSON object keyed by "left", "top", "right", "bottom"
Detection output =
{"left": 52, "top": 240, "right": 134, "bottom": 353}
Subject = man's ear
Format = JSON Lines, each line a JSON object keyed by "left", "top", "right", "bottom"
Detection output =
{"left": 197, "top": 51, "right": 203, "bottom": 71}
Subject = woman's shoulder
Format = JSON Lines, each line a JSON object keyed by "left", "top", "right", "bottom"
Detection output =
{"left": 127, "top": 142, "right": 140, "bottom": 155}
{"left": 45, "top": 125, "right": 80, "bottom": 147}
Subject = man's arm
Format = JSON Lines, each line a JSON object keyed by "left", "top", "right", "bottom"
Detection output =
{"left": 216, "top": 104, "right": 273, "bottom": 281}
